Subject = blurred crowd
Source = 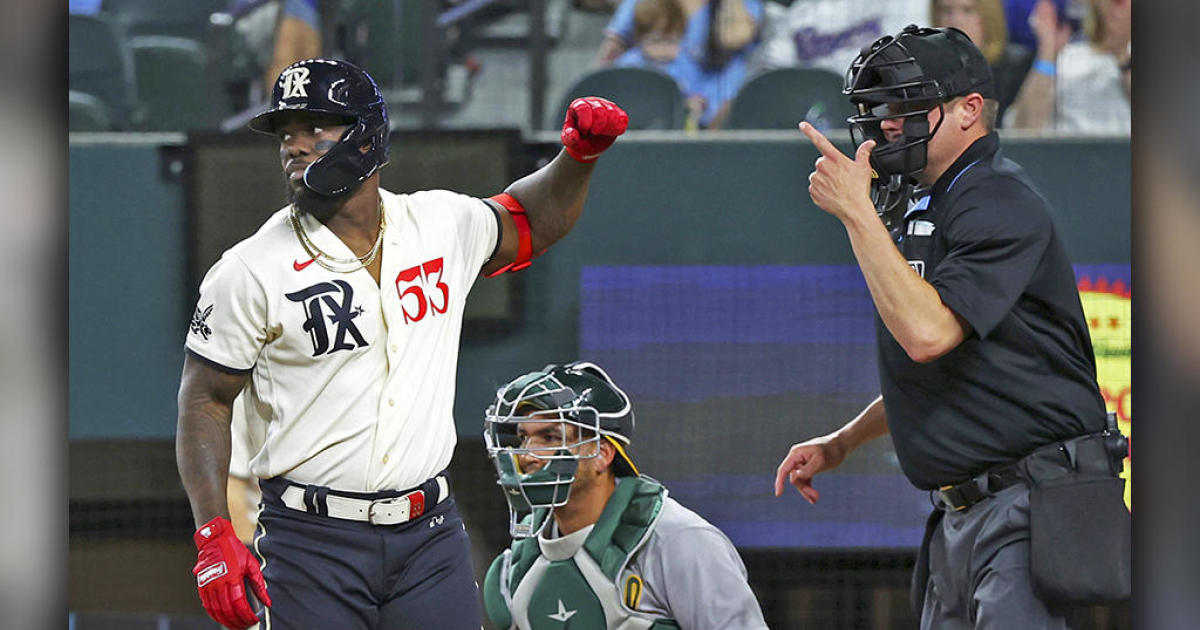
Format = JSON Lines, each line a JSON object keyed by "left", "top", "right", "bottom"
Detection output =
{"left": 594, "top": 0, "right": 1130, "bottom": 132}
{"left": 69, "top": 0, "right": 1130, "bottom": 134}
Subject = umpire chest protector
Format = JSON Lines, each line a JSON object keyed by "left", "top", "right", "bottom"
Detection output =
{"left": 484, "top": 477, "right": 679, "bottom": 630}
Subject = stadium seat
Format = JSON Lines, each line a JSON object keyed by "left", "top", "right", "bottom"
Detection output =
{"left": 69, "top": 12, "right": 140, "bottom": 130}
{"left": 337, "top": 0, "right": 428, "bottom": 89}
{"left": 102, "top": 0, "right": 228, "bottom": 41}
{"left": 130, "top": 36, "right": 226, "bottom": 131}
{"left": 69, "top": 91, "right": 113, "bottom": 131}
{"left": 726, "top": 67, "right": 855, "bottom": 131}
{"left": 551, "top": 67, "right": 686, "bottom": 130}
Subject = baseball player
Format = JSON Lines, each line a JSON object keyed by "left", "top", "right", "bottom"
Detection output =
{"left": 481, "top": 362, "right": 769, "bottom": 630}
{"left": 175, "top": 58, "right": 628, "bottom": 630}
{"left": 774, "top": 26, "right": 1128, "bottom": 628}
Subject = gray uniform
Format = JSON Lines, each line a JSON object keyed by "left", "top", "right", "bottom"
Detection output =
{"left": 486, "top": 478, "right": 768, "bottom": 630}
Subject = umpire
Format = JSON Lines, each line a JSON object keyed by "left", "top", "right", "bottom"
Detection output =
{"left": 774, "top": 25, "right": 1130, "bottom": 628}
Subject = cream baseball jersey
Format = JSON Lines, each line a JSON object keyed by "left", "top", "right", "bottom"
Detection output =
{"left": 186, "top": 188, "right": 499, "bottom": 491}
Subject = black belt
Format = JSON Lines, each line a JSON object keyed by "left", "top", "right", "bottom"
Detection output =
{"left": 934, "top": 427, "right": 1125, "bottom": 513}
{"left": 934, "top": 463, "right": 1025, "bottom": 512}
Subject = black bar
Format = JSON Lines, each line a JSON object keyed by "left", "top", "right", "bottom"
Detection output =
{"left": 419, "top": 0, "right": 442, "bottom": 128}
{"left": 529, "top": 0, "right": 547, "bottom": 131}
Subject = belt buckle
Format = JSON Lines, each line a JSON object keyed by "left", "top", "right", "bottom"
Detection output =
{"left": 366, "top": 490, "right": 426, "bottom": 525}
{"left": 937, "top": 485, "right": 967, "bottom": 512}
{"left": 368, "top": 495, "right": 410, "bottom": 525}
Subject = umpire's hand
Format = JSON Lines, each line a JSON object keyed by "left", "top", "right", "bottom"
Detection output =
{"left": 773, "top": 433, "right": 850, "bottom": 504}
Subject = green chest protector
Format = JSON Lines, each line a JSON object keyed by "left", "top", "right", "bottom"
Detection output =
{"left": 484, "top": 477, "right": 680, "bottom": 630}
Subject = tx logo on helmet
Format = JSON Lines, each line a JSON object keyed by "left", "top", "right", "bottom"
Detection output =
{"left": 280, "top": 66, "right": 311, "bottom": 99}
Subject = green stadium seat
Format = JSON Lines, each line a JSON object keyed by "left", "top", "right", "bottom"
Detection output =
{"left": 130, "top": 36, "right": 225, "bottom": 131}
{"left": 726, "top": 67, "right": 855, "bottom": 131}
{"left": 102, "top": 0, "right": 228, "bottom": 41}
{"left": 69, "top": 91, "right": 113, "bottom": 131}
{"left": 551, "top": 67, "right": 686, "bottom": 130}
{"left": 337, "top": 0, "right": 428, "bottom": 89}
{"left": 69, "top": 12, "right": 140, "bottom": 130}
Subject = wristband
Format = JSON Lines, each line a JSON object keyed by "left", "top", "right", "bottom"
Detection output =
{"left": 1032, "top": 59, "right": 1056, "bottom": 77}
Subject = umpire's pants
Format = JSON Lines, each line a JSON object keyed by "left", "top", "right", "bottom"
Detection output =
{"left": 254, "top": 477, "right": 482, "bottom": 630}
{"left": 920, "top": 483, "right": 1077, "bottom": 630}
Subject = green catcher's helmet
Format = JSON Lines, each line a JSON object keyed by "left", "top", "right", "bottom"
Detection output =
{"left": 484, "top": 361, "right": 637, "bottom": 538}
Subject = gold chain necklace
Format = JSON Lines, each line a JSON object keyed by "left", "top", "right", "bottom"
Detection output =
{"left": 289, "top": 200, "right": 386, "bottom": 273}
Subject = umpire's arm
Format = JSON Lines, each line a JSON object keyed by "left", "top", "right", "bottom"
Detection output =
{"left": 176, "top": 355, "right": 250, "bottom": 527}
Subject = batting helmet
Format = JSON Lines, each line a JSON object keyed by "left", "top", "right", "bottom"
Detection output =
{"left": 484, "top": 361, "right": 638, "bottom": 538}
{"left": 249, "top": 58, "right": 390, "bottom": 196}
{"left": 843, "top": 25, "right": 996, "bottom": 179}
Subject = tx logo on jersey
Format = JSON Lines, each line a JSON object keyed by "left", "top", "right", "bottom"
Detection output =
{"left": 279, "top": 66, "right": 310, "bottom": 99}
{"left": 286, "top": 280, "right": 368, "bottom": 356}
{"left": 548, "top": 600, "right": 577, "bottom": 623}
{"left": 190, "top": 304, "right": 213, "bottom": 341}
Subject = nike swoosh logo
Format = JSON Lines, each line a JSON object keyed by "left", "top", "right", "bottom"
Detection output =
{"left": 293, "top": 258, "right": 315, "bottom": 271}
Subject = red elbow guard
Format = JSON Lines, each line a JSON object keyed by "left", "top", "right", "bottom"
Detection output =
{"left": 485, "top": 193, "right": 538, "bottom": 277}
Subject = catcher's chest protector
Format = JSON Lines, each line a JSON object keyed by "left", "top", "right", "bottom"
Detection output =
{"left": 484, "top": 477, "right": 679, "bottom": 630}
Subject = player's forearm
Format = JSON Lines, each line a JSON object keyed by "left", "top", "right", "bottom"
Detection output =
{"left": 833, "top": 395, "right": 888, "bottom": 454}
{"left": 842, "top": 211, "right": 964, "bottom": 362}
{"left": 504, "top": 151, "right": 596, "bottom": 252}
{"left": 177, "top": 397, "right": 236, "bottom": 527}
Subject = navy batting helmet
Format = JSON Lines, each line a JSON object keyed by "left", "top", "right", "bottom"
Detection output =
{"left": 843, "top": 25, "right": 995, "bottom": 178}
{"left": 249, "top": 58, "right": 390, "bottom": 196}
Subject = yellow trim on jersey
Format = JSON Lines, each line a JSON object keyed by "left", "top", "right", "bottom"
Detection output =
{"left": 605, "top": 436, "right": 640, "bottom": 477}
{"left": 624, "top": 574, "right": 644, "bottom": 610}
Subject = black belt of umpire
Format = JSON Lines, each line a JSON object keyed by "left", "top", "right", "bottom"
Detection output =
{"left": 934, "top": 464, "right": 1025, "bottom": 512}
{"left": 935, "top": 425, "right": 1125, "bottom": 512}
{"left": 262, "top": 473, "right": 450, "bottom": 525}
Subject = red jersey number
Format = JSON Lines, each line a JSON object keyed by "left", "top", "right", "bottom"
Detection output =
{"left": 395, "top": 257, "right": 450, "bottom": 325}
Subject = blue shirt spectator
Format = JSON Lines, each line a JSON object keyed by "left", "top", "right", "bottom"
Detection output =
{"left": 69, "top": 0, "right": 103, "bottom": 14}
{"left": 604, "top": 0, "right": 763, "bottom": 128}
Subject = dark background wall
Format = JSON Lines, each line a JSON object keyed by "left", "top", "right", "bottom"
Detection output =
{"left": 69, "top": 133, "right": 1129, "bottom": 628}
{"left": 68, "top": 134, "right": 1130, "bottom": 439}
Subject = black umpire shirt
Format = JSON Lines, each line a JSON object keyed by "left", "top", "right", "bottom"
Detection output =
{"left": 877, "top": 132, "right": 1107, "bottom": 490}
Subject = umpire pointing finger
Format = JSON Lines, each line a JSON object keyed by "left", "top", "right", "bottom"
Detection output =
{"left": 774, "top": 25, "right": 1129, "bottom": 629}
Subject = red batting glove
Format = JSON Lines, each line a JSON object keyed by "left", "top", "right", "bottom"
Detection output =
{"left": 192, "top": 517, "right": 271, "bottom": 629}
{"left": 561, "top": 97, "right": 629, "bottom": 163}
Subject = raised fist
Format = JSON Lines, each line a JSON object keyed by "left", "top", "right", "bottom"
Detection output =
{"left": 192, "top": 516, "right": 271, "bottom": 629}
{"left": 561, "top": 97, "right": 629, "bottom": 163}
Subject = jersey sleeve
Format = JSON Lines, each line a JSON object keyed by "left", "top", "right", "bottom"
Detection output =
{"left": 646, "top": 526, "right": 768, "bottom": 630}
{"left": 184, "top": 251, "right": 267, "bottom": 373}
{"left": 415, "top": 189, "right": 501, "bottom": 274}
{"left": 928, "top": 183, "right": 1053, "bottom": 339}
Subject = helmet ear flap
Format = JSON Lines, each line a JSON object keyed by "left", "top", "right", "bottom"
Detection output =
{"left": 249, "top": 58, "right": 390, "bottom": 196}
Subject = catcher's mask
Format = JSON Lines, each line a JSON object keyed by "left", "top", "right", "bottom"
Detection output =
{"left": 249, "top": 58, "right": 390, "bottom": 197}
{"left": 484, "top": 361, "right": 637, "bottom": 538}
{"left": 844, "top": 25, "right": 996, "bottom": 180}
